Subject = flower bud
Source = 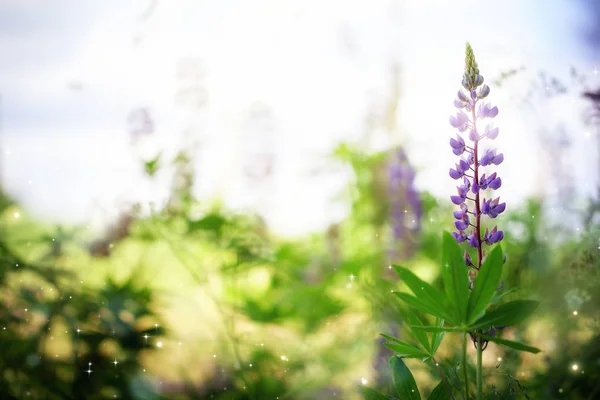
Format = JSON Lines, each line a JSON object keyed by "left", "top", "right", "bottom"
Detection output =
{"left": 477, "top": 84, "right": 490, "bottom": 99}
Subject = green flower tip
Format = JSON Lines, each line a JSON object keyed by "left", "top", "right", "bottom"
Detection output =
{"left": 462, "top": 42, "right": 483, "bottom": 90}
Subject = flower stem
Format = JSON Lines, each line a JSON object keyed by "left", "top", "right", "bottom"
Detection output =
{"left": 476, "top": 335, "right": 483, "bottom": 399}
{"left": 471, "top": 103, "right": 483, "bottom": 270}
{"left": 463, "top": 332, "right": 470, "bottom": 400}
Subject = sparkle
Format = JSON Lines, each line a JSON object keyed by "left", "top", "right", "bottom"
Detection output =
{"left": 361, "top": 377, "right": 368, "bottom": 385}
{"left": 113, "top": 359, "right": 119, "bottom": 367}
{"left": 573, "top": 311, "right": 578, "bottom": 316}
{"left": 280, "top": 355, "right": 288, "bottom": 361}
{"left": 349, "top": 274, "right": 355, "bottom": 281}
{"left": 213, "top": 354, "right": 217, "bottom": 358}
{"left": 594, "top": 66, "right": 599, "bottom": 76}
{"left": 143, "top": 334, "right": 150, "bottom": 342}
{"left": 156, "top": 341, "right": 163, "bottom": 348}
{"left": 497, "top": 357, "right": 502, "bottom": 362}
{"left": 585, "top": 131, "right": 592, "bottom": 138}
{"left": 14, "top": 212, "right": 20, "bottom": 218}
{"left": 572, "top": 363, "right": 579, "bottom": 371}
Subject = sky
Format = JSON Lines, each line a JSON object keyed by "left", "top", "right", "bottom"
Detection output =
{"left": 1, "top": 0, "right": 599, "bottom": 236}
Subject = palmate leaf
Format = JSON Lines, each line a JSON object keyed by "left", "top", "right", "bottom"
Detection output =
{"left": 490, "top": 287, "right": 517, "bottom": 305}
{"left": 477, "top": 333, "right": 541, "bottom": 354}
{"left": 428, "top": 381, "right": 454, "bottom": 400}
{"left": 406, "top": 310, "right": 432, "bottom": 353}
{"left": 441, "top": 232, "right": 470, "bottom": 324}
{"left": 381, "top": 334, "right": 430, "bottom": 359}
{"left": 470, "top": 300, "right": 539, "bottom": 330}
{"left": 392, "top": 266, "right": 457, "bottom": 323}
{"left": 467, "top": 244, "right": 504, "bottom": 323}
{"left": 430, "top": 318, "right": 446, "bottom": 355}
{"left": 411, "top": 326, "right": 465, "bottom": 333}
{"left": 390, "top": 356, "right": 421, "bottom": 400}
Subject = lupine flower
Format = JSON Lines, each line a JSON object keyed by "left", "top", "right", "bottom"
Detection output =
{"left": 449, "top": 111, "right": 470, "bottom": 132}
{"left": 448, "top": 42, "right": 506, "bottom": 271}
{"left": 480, "top": 149, "right": 504, "bottom": 166}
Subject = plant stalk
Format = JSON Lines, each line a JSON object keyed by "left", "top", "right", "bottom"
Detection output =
{"left": 476, "top": 336, "right": 483, "bottom": 399}
{"left": 462, "top": 332, "right": 470, "bottom": 400}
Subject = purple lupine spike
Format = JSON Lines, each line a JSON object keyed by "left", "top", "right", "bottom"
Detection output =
{"left": 449, "top": 42, "right": 505, "bottom": 277}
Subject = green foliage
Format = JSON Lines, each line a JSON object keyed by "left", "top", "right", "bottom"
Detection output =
{"left": 389, "top": 232, "right": 540, "bottom": 357}
{"left": 361, "top": 358, "right": 454, "bottom": 400}
{"left": 467, "top": 245, "right": 504, "bottom": 323}
{"left": 441, "top": 232, "right": 470, "bottom": 323}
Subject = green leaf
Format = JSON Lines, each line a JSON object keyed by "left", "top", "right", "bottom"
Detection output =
{"left": 441, "top": 232, "right": 470, "bottom": 323}
{"left": 359, "top": 386, "right": 395, "bottom": 400}
{"left": 383, "top": 337, "right": 430, "bottom": 359}
{"left": 478, "top": 334, "right": 541, "bottom": 354}
{"left": 411, "top": 326, "right": 465, "bottom": 333}
{"left": 394, "top": 293, "right": 441, "bottom": 319}
{"left": 428, "top": 381, "right": 453, "bottom": 400}
{"left": 430, "top": 318, "right": 446, "bottom": 355}
{"left": 490, "top": 288, "right": 518, "bottom": 304}
{"left": 393, "top": 265, "right": 457, "bottom": 323}
{"left": 406, "top": 310, "right": 431, "bottom": 353}
{"left": 389, "top": 356, "right": 421, "bottom": 400}
{"left": 467, "top": 244, "right": 504, "bottom": 323}
{"left": 470, "top": 300, "right": 539, "bottom": 330}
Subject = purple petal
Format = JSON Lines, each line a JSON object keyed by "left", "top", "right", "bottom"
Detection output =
{"left": 490, "top": 230, "right": 504, "bottom": 243}
{"left": 481, "top": 199, "right": 490, "bottom": 214}
{"left": 455, "top": 220, "right": 469, "bottom": 230}
{"left": 451, "top": 195, "right": 464, "bottom": 205}
{"left": 495, "top": 202, "right": 506, "bottom": 214}
{"left": 449, "top": 168, "right": 462, "bottom": 180}
{"left": 453, "top": 210, "right": 464, "bottom": 219}
{"left": 492, "top": 153, "right": 504, "bottom": 165}
{"left": 468, "top": 234, "right": 479, "bottom": 248}
{"left": 486, "top": 124, "right": 499, "bottom": 139}
{"left": 469, "top": 129, "right": 478, "bottom": 141}
{"left": 457, "top": 90, "right": 468, "bottom": 102}
{"left": 452, "top": 231, "right": 467, "bottom": 243}
{"left": 488, "top": 177, "right": 502, "bottom": 190}
{"left": 454, "top": 99, "right": 466, "bottom": 108}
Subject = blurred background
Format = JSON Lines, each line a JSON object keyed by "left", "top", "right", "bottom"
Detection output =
{"left": 0, "top": 0, "right": 599, "bottom": 398}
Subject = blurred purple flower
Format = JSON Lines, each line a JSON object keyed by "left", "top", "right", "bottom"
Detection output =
{"left": 387, "top": 147, "right": 422, "bottom": 260}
